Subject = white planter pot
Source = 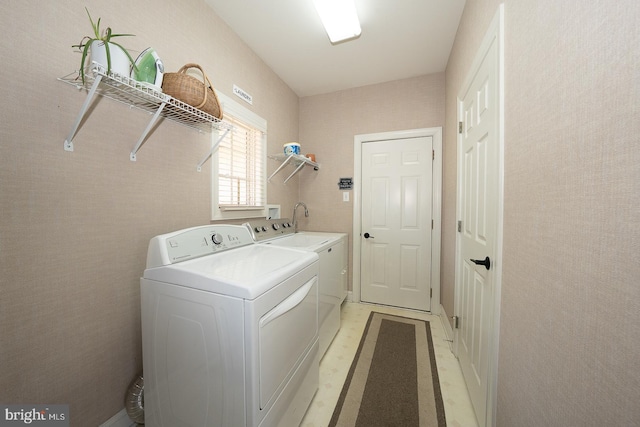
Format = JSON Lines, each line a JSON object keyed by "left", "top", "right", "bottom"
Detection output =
{"left": 89, "top": 41, "right": 130, "bottom": 77}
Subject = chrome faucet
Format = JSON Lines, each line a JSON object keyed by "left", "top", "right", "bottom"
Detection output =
{"left": 292, "top": 202, "right": 309, "bottom": 233}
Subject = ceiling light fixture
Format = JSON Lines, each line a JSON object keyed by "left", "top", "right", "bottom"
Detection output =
{"left": 312, "top": 0, "right": 362, "bottom": 44}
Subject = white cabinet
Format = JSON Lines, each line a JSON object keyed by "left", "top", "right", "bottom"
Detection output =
{"left": 317, "top": 235, "right": 348, "bottom": 358}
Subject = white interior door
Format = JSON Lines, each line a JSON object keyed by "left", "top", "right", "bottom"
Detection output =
{"left": 455, "top": 7, "right": 503, "bottom": 427}
{"left": 360, "top": 136, "right": 433, "bottom": 311}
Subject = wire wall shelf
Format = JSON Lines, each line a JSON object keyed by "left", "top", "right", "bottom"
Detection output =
{"left": 59, "top": 63, "right": 232, "bottom": 162}
{"left": 268, "top": 153, "right": 320, "bottom": 184}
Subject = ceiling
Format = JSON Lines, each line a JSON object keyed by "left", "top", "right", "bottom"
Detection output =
{"left": 204, "top": 0, "right": 466, "bottom": 97}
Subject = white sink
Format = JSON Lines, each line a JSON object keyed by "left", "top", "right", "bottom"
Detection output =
{"left": 265, "top": 233, "right": 330, "bottom": 249}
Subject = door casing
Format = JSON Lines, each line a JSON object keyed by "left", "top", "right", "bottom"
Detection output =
{"left": 353, "top": 128, "right": 442, "bottom": 314}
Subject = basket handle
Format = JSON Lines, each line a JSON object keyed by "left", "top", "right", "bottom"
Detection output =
{"left": 177, "top": 63, "right": 214, "bottom": 109}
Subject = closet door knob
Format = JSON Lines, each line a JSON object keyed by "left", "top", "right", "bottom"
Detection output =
{"left": 363, "top": 232, "right": 374, "bottom": 239}
{"left": 470, "top": 256, "right": 491, "bottom": 270}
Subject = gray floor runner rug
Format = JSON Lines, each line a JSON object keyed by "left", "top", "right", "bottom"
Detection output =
{"left": 329, "top": 311, "right": 446, "bottom": 427}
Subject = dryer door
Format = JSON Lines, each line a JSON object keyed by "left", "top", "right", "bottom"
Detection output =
{"left": 258, "top": 276, "right": 318, "bottom": 408}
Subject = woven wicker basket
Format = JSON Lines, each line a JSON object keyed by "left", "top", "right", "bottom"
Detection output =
{"left": 162, "top": 63, "right": 223, "bottom": 119}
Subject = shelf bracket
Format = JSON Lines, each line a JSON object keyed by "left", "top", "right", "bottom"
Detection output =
{"left": 283, "top": 161, "right": 307, "bottom": 184}
{"left": 267, "top": 155, "right": 294, "bottom": 182}
{"left": 63, "top": 74, "right": 104, "bottom": 152}
{"left": 196, "top": 128, "right": 230, "bottom": 172}
{"left": 130, "top": 101, "right": 167, "bottom": 161}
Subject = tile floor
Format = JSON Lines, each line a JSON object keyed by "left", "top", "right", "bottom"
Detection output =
{"left": 300, "top": 302, "right": 479, "bottom": 427}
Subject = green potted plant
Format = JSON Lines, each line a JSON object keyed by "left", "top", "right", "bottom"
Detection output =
{"left": 72, "top": 7, "right": 136, "bottom": 84}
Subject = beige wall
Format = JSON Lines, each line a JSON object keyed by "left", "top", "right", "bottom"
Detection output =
{"left": 0, "top": 0, "right": 299, "bottom": 424}
{"left": 4, "top": 0, "right": 639, "bottom": 425}
{"left": 445, "top": 0, "right": 640, "bottom": 424}
{"left": 298, "top": 73, "right": 446, "bottom": 291}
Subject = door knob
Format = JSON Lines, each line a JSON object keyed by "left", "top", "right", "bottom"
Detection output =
{"left": 470, "top": 256, "right": 491, "bottom": 270}
{"left": 363, "top": 232, "right": 374, "bottom": 239}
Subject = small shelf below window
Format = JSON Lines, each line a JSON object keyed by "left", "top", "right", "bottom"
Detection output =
{"left": 58, "top": 63, "right": 231, "bottom": 161}
{"left": 268, "top": 153, "right": 320, "bottom": 184}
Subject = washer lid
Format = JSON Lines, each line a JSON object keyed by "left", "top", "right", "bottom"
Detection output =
{"left": 143, "top": 244, "right": 318, "bottom": 299}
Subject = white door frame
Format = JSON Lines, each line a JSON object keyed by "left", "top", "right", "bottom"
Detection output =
{"left": 454, "top": 5, "right": 504, "bottom": 426}
{"left": 353, "top": 127, "right": 442, "bottom": 314}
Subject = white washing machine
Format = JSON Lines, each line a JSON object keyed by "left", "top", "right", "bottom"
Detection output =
{"left": 141, "top": 224, "right": 319, "bottom": 427}
{"left": 245, "top": 218, "right": 347, "bottom": 358}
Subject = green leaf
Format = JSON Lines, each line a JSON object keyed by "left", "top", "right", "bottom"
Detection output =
{"left": 105, "top": 41, "right": 112, "bottom": 74}
{"left": 85, "top": 8, "right": 100, "bottom": 39}
{"left": 80, "top": 40, "right": 92, "bottom": 84}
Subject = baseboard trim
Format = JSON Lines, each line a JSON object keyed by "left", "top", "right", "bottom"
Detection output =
{"left": 99, "top": 408, "right": 135, "bottom": 427}
{"left": 439, "top": 304, "right": 455, "bottom": 354}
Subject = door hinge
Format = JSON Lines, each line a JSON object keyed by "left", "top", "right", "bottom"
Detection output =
{"left": 432, "top": 219, "right": 434, "bottom": 229}
{"left": 458, "top": 121, "right": 463, "bottom": 134}
{"left": 457, "top": 220, "right": 462, "bottom": 232}
{"left": 432, "top": 149, "right": 435, "bottom": 160}
{"left": 452, "top": 315, "right": 460, "bottom": 329}
{"left": 430, "top": 288, "right": 433, "bottom": 298}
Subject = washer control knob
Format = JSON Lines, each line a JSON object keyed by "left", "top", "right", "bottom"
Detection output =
{"left": 211, "top": 233, "right": 223, "bottom": 245}
{"left": 261, "top": 226, "right": 268, "bottom": 232}
{"left": 272, "top": 223, "right": 280, "bottom": 230}
{"left": 254, "top": 227, "right": 261, "bottom": 233}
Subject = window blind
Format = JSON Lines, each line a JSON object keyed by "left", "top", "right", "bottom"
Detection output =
{"left": 217, "top": 114, "right": 265, "bottom": 209}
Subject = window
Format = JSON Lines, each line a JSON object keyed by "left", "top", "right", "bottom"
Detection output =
{"left": 211, "top": 93, "right": 267, "bottom": 221}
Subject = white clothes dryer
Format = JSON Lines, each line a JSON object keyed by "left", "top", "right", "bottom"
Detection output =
{"left": 245, "top": 218, "right": 347, "bottom": 358}
{"left": 141, "top": 224, "right": 319, "bottom": 427}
